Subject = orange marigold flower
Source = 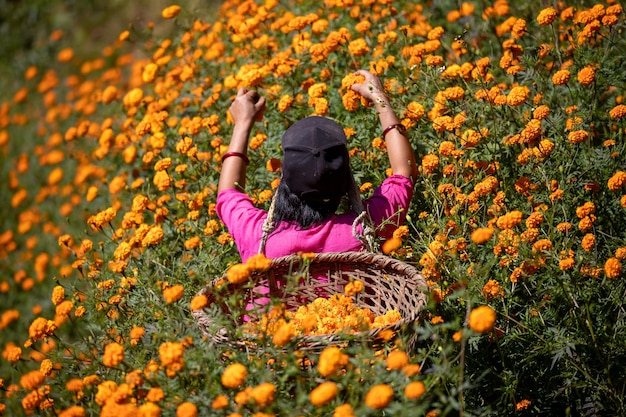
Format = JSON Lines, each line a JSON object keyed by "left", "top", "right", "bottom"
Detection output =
{"left": 226, "top": 263, "right": 251, "bottom": 284}
{"left": 532, "top": 238, "right": 552, "bottom": 253}
{"left": 102, "top": 342, "right": 124, "bottom": 368}
{"left": 382, "top": 236, "right": 402, "bottom": 254}
{"left": 344, "top": 280, "right": 364, "bottom": 296}
{"left": 3, "top": 344, "right": 21, "bottom": 363}
{"left": 468, "top": 305, "right": 496, "bottom": 333}
{"left": 405, "top": 381, "right": 426, "bottom": 400}
{"left": 386, "top": 350, "right": 409, "bottom": 370}
{"left": 57, "top": 47, "right": 74, "bottom": 63}
{"left": 123, "top": 87, "right": 144, "bottom": 107}
{"left": 442, "top": 86, "right": 465, "bottom": 100}
{"left": 507, "top": 86, "right": 529, "bottom": 106}
{"left": 246, "top": 253, "right": 272, "bottom": 272}
{"left": 159, "top": 341, "right": 184, "bottom": 369}
{"left": 176, "top": 402, "right": 197, "bottom": 417}
{"left": 190, "top": 294, "right": 208, "bottom": 311}
{"left": 20, "top": 370, "right": 45, "bottom": 390}
{"left": 471, "top": 227, "right": 494, "bottom": 244}
{"left": 142, "top": 225, "right": 164, "bottom": 247}
{"left": 130, "top": 326, "right": 145, "bottom": 344}
{"left": 405, "top": 101, "right": 425, "bottom": 121}
{"left": 605, "top": 257, "right": 622, "bottom": 278}
{"left": 365, "top": 384, "right": 394, "bottom": 409}
{"left": 163, "top": 284, "right": 184, "bottom": 304}
{"left": 272, "top": 322, "right": 295, "bottom": 347}
{"left": 184, "top": 236, "right": 201, "bottom": 250}
{"left": 582, "top": 233, "right": 596, "bottom": 252}
{"left": 537, "top": 7, "right": 558, "bottom": 25}
{"left": 496, "top": 210, "right": 523, "bottom": 229}
{"left": 162, "top": 5, "right": 181, "bottom": 19}
{"left": 551, "top": 69, "right": 570, "bottom": 85}
{"left": 40, "top": 359, "right": 53, "bottom": 376}
{"left": 568, "top": 130, "right": 589, "bottom": 145}
{"left": 28, "top": 317, "right": 57, "bottom": 340}
{"left": 310, "top": 381, "right": 338, "bottom": 406}
{"left": 516, "top": 399, "right": 531, "bottom": 411}
{"left": 333, "top": 404, "right": 356, "bottom": 417}
{"left": 211, "top": 394, "right": 229, "bottom": 410}
{"left": 142, "top": 63, "right": 159, "bottom": 83}
{"left": 609, "top": 104, "right": 626, "bottom": 119}
{"left": 607, "top": 171, "right": 626, "bottom": 191}
{"left": 421, "top": 154, "right": 439, "bottom": 175}
{"left": 51, "top": 286, "right": 65, "bottom": 305}
{"left": 576, "top": 201, "right": 596, "bottom": 218}
{"left": 577, "top": 65, "right": 596, "bottom": 86}
{"left": 318, "top": 346, "right": 349, "bottom": 377}
{"left": 250, "top": 382, "right": 276, "bottom": 408}
{"left": 222, "top": 363, "right": 247, "bottom": 389}
{"left": 533, "top": 105, "right": 550, "bottom": 120}
{"left": 482, "top": 279, "right": 505, "bottom": 299}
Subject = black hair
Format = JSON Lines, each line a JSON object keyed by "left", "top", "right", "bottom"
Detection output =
{"left": 271, "top": 181, "right": 341, "bottom": 229}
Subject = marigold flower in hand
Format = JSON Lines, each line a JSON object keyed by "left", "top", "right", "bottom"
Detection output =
{"left": 468, "top": 305, "right": 496, "bottom": 333}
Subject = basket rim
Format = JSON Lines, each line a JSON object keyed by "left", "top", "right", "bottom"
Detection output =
{"left": 192, "top": 251, "right": 428, "bottom": 350}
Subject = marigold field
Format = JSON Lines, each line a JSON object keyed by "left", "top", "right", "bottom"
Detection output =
{"left": 1, "top": 0, "right": 626, "bottom": 415}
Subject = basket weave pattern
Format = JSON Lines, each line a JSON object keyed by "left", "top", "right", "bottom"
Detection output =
{"left": 193, "top": 251, "right": 428, "bottom": 351}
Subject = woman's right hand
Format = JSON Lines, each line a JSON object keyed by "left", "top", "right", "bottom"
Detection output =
{"left": 349, "top": 69, "right": 390, "bottom": 109}
{"left": 229, "top": 88, "right": 266, "bottom": 126}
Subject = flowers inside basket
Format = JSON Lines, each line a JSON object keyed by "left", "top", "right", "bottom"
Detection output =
{"left": 192, "top": 251, "right": 428, "bottom": 352}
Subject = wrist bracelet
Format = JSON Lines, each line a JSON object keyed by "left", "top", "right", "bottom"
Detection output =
{"left": 382, "top": 123, "right": 407, "bottom": 139}
{"left": 221, "top": 151, "right": 249, "bottom": 165}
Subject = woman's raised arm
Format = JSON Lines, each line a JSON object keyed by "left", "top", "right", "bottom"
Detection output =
{"left": 217, "top": 88, "right": 266, "bottom": 193}
{"left": 350, "top": 70, "right": 418, "bottom": 184}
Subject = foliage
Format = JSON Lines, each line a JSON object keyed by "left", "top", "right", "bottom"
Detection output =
{"left": 1, "top": 0, "right": 626, "bottom": 416}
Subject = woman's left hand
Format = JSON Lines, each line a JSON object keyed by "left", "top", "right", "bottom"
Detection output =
{"left": 229, "top": 88, "right": 266, "bottom": 126}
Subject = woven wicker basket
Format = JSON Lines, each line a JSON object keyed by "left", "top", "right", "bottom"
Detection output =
{"left": 192, "top": 251, "right": 427, "bottom": 352}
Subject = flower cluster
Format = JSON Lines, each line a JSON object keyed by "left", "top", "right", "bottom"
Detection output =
{"left": 1, "top": 0, "right": 625, "bottom": 415}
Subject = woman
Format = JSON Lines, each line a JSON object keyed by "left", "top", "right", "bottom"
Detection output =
{"left": 216, "top": 70, "right": 418, "bottom": 264}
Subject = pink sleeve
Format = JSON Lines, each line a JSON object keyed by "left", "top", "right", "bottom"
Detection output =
{"left": 216, "top": 189, "right": 266, "bottom": 261}
{"left": 363, "top": 175, "right": 414, "bottom": 238}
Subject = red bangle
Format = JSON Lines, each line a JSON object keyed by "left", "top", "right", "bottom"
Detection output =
{"left": 221, "top": 151, "right": 249, "bottom": 165}
{"left": 382, "top": 123, "right": 407, "bottom": 139}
